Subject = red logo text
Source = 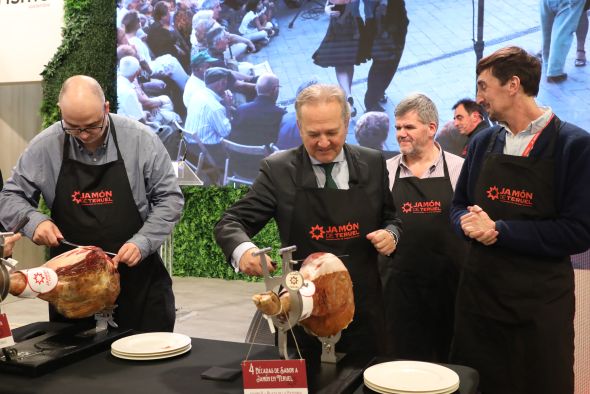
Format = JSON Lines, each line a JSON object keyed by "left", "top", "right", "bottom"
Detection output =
{"left": 309, "top": 222, "right": 360, "bottom": 241}
{"left": 71, "top": 190, "right": 114, "bottom": 206}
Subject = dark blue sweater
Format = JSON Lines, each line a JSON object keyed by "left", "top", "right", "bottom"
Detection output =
{"left": 451, "top": 118, "right": 590, "bottom": 258}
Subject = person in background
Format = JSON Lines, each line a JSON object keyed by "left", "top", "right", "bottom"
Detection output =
{"left": 575, "top": 0, "right": 590, "bottom": 66}
{"left": 0, "top": 75, "right": 184, "bottom": 332}
{"left": 450, "top": 46, "right": 590, "bottom": 393}
{"left": 230, "top": 73, "right": 286, "bottom": 146}
{"left": 183, "top": 50, "right": 218, "bottom": 109}
{"left": 540, "top": 0, "right": 585, "bottom": 82}
{"left": 354, "top": 111, "right": 398, "bottom": 159}
{"left": 275, "top": 77, "right": 319, "bottom": 150}
{"left": 184, "top": 67, "right": 234, "bottom": 183}
{"left": 215, "top": 84, "right": 401, "bottom": 359}
{"left": 363, "top": 0, "right": 408, "bottom": 112}
{"left": 313, "top": 0, "right": 365, "bottom": 117}
{"left": 452, "top": 98, "right": 488, "bottom": 157}
{"left": 384, "top": 93, "right": 465, "bottom": 362}
{"left": 435, "top": 120, "right": 467, "bottom": 158}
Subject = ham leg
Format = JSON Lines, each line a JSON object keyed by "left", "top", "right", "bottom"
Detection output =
{"left": 9, "top": 246, "right": 120, "bottom": 319}
{"left": 252, "top": 252, "right": 354, "bottom": 337}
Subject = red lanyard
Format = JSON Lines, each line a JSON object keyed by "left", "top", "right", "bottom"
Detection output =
{"left": 521, "top": 113, "right": 554, "bottom": 157}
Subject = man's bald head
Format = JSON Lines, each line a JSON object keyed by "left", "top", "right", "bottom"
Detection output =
{"left": 59, "top": 75, "right": 105, "bottom": 105}
{"left": 58, "top": 76, "right": 107, "bottom": 123}
{"left": 256, "top": 73, "right": 279, "bottom": 101}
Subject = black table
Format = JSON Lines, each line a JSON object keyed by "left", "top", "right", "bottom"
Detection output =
{"left": 0, "top": 335, "right": 374, "bottom": 394}
{"left": 353, "top": 357, "right": 479, "bottom": 394}
{"left": 0, "top": 335, "right": 478, "bottom": 394}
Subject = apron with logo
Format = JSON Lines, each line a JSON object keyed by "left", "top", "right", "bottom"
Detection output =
{"left": 286, "top": 148, "right": 387, "bottom": 358}
{"left": 49, "top": 116, "right": 175, "bottom": 332}
{"left": 451, "top": 117, "right": 574, "bottom": 394}
{"left": 383, "top": 153, "right": 465, "bottom": 362}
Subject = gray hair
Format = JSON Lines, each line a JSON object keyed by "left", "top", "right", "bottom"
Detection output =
{"left": 256, "top": 73, "right": 279, "bottom": 96}
{"left": 295, "top": 84, "right": 350, "bottom": 124}
{"left": 355, "top": 111, "right": 389, "bottom": 150}
{"left": 119, "top": 56, "right": 141, "bottom": 78}
{"left": 394, "top": 93, "right": 439, "bottom": 128}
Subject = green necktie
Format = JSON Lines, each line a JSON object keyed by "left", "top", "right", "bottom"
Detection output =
{"left": 319, "top": 162, "right": 338, "bottom": 189}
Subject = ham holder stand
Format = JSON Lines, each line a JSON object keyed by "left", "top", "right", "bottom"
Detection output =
{"left": 0, "top": 231, "right": 131, "bottom": 377}
{"left": 256, "top": 246, "right": 344, "bottom": 364}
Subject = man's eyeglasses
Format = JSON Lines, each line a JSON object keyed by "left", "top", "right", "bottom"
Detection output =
{"left": 60, "top": 112, "right": 106, "bottom": 136}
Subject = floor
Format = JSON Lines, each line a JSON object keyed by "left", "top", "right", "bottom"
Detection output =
{"left": 1, "top": 277, "right": 266, "bottom": 344}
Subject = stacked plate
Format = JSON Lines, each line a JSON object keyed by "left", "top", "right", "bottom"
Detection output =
{"left": 363, "top": 361, "right": 460, "bottom": 394}
{"left": 111, "top": 332, "right": 192, "bottom": 361}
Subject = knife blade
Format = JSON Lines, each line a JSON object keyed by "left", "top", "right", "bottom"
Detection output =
{"left": 60, "top": 239, "right": 117, "bottom": 257}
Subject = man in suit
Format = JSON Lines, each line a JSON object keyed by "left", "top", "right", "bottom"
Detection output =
{"left": 215, "top": 84, "right": 402, "bottom": 359}
{"left": 229, "top": 73, "right": 286, "bottom": 147}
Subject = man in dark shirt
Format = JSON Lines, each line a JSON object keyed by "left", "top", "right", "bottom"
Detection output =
{"left": 229, "top": 73, "right": 286, "bottom": 147}
{"left": 452, "top": 98, "right": 489, "bottom": 157}
{"left": 146, "top": 1, "right": 184, "bottom": 60}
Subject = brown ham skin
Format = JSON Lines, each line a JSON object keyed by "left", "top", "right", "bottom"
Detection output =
{"left": 251, "top": 252, "right": 354, "bottom": 337}
{"left": 9, "top": 247, "right": 120, "bottom": 319}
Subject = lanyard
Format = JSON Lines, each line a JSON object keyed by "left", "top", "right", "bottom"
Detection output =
{"left": 521, "top": 114, "right": 554, "bottom": 157}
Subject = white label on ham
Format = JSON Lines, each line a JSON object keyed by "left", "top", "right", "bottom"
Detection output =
{"left": 17, "top": 268, "right": 58, "bottom": 298}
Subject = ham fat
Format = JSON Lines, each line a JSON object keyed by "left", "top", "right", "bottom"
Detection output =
{"left": 252, "top": 252, "right": 354, "bottom": 337}
{"left": 9, "top": 247, "right": 120, "bottom": 319}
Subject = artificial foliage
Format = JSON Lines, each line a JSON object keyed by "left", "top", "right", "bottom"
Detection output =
{"left": 40, "top": 0, "right": 117, "bottom": 128}
{"left": 173, "top": 186, "right": 282, "bottom": 281}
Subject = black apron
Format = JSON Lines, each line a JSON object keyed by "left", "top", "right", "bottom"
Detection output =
{"left": 49, "top": 116, "right": 175, "bottom": 332}
{"left": 451, "top": 117, "right": 574, "bottom": 394}
{"left": 383, "top": 153, "right": 465, "bottom": 362}
{"left": 287, "top": 148, "right": 387, "bottom": 359}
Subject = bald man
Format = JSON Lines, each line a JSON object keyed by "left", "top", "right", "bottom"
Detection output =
{"left": 0, "top": 75, "right": 184, "bottom": 332}
{"left": 229, "top": 73, "right": 286, "bottom": 146}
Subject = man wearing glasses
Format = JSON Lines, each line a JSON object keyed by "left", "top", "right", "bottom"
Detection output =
{"left": 0, "top": 75, "right": 184, "bottom": 332}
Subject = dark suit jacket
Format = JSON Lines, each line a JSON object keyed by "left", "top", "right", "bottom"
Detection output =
{"left": 229, "top": 95, "right": 286, "bottom": 147}
{"left": 215, "top": 144, "right": 402, "bottom": 262}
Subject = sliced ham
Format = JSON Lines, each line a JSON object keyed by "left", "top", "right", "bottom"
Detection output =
{"left": 252, "top": 252, "right": 354, "bottom": 337}
{"left": 9, "top": 246, "right": 120, "bottom": 319}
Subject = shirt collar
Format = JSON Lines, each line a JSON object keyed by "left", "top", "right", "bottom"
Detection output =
{"left": 500, "top": 106, "right": 553, "bottom": 136}
{"left": 308, "top": 147, "right": 346, "bottom": 165}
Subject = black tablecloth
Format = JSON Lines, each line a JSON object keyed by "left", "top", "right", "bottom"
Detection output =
{"left": 1, "top": 330, "right": 478, "bottom": 394}
{"left": 0, "top": 335, "right": 375, "bottom": 394}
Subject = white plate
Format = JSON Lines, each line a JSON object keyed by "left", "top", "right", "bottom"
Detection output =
{"left": 111, "top": 344, "right": 192, "bottom": 360}
{"left": 363, "top": 361, "right": 460, "bottom": 393}
{"left": 112, "top": 343, "right": 192, "bottom": 357}
{"left": 111, "top": 332, "right": 192, "bottom": 355}
{"left": 364, "top": 378, "right": 459, "bottom": 394}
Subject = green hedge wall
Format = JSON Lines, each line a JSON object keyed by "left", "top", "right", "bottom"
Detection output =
{"left": 173, "top": 186, "right": 282, "bottom": 281}
{"left": 40, "top": 1, "right": 280, "bottom": 279}
{"left": 41, "top": 0, "right": 117, "bottom": 127}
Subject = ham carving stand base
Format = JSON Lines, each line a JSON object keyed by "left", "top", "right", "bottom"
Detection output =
{"left": 257, "top": 246, "right": 344, "bottom": 364}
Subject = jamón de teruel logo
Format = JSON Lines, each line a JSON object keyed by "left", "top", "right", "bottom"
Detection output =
{"left": 400, "top": 200, "right": 442, "bottom": 214}
{"left": 309, "top": 222, "right": 360, "bottom": 241}
{"left": 71, "top": 190, "right": 114, "bottom": 206}
{"left": 486, "top": 185, "right": 533, "bottom": 207}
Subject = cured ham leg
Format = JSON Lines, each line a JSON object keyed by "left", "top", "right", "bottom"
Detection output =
{"left": 252, "top": 252, "right": 354, "bottom": 337}
{"left": 9, "top": 246, "right": 120, "bottom": 319}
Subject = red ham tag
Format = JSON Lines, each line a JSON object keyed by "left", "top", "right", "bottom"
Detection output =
{"left": 242, "top": 359, "right": 308, "bottom": 393}
{"left": 0, "top": 313, "right": 15, "bottom": 348}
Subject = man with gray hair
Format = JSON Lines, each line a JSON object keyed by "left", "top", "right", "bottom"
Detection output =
{"left": 216, "top": 84, "right": 401, "bottom": 360}
{"left": 383, "top": 92, "right": 466, "bottom": 362}
{"left": 229, "top": 73, "right": 286, "bottom": 146}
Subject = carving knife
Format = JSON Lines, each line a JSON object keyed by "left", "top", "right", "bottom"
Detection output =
{"left": 60, "top": 239, "right": 117, "bottom": 257}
